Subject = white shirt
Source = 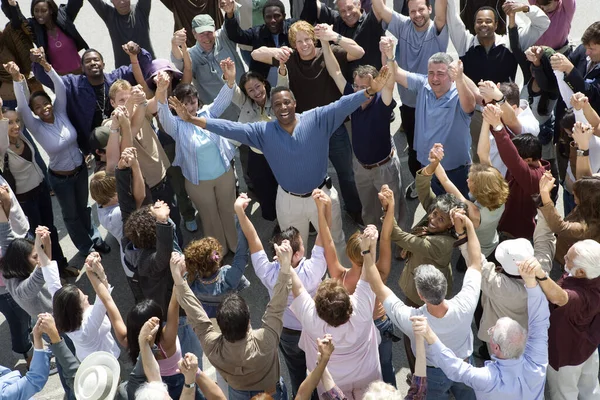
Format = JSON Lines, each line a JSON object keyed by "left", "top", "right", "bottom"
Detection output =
{"left": 489, "top": 100, "right": 540, "bottom": 177}
{"left": 290, "top": 280, "right": 382, "bottom": 392}
{"left": 251, "top": 246, "right": 327, "bottom": 330}
{"left": 384, "top": 268, "right": 482, "bottom": 366}
{"left": 97, "top": 204, "right": 132, "bottom": 278}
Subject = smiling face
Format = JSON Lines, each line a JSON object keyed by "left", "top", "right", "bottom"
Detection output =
{"left": 336, "top": 0, "right": 361, "bottom": 28}
{"left": 4, "top": 110, "right": 21, "bottom": 141}
{"left": 182, "top": 96, "right": 200, "bottom": 115}
{"left": 294, "top": 31, "right": 317, "bottom": 60}
{"left": 272, "top": 90, "right": 297, "bottom": 126}
{"left": 31, "top": 95, "right": 54, "bottom": 123}
{"left": 82, "top": 51, "right": 105, "bottom": 79}
{"left": 427, "top": 207, "right": 452, "bottom": 233}
{"left": 244, "top": 78, "right": 267, "bottom": 106}
{"left": 427, "top": 62, "right": 452, "bottom": 98}
{"left": 33, "top": 1, "right": 53, "bottom": 25}
{"left": 264, "top": 6, "right": 285, "bottom": 34}
{"left": 408, "top": 0, "right": 431, "bottom": 30}
{"left": 474, "top": 9, "right": 497, "bottom": 41}
{"left": 194, "top": 30, "right": 216, "bottom": 52}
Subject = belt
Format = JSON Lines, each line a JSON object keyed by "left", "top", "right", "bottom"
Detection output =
{"left": 281, "top": 177, "right": 328, "bottom": 198}
{"left": 360, "top": 149, "right": 395, "bottom": 170}
{"left": 150, "top": 176, "right": 168, "bottom": 191}
{"left": 49, "top": 163, "right": 84, "bottom": 179}
{"left": 282, "top": 327, "right": 302, "bottom": 336}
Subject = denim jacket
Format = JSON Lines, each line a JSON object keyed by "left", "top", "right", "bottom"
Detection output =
{"left": 189, "top": 216, "right": 250, "bottom": 318}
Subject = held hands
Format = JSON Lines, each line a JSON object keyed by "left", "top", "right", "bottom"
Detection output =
{"left": 369, "top": 65, "right": 391, "bottom": 94}
{"left": 177, "top": 353, "right": 199, "bottom": 383}
{"left": 122, "top": 41, "right": 141, "bottom": 57}
{"left": 170, "top": 252, "right": 187, "bottom": 285}
{"left": 361, "top": 225, "right": 379, "bottom": 253}
{"left": 32, "top": 318, "right": 43, "bottom": 349}
{"left": 478, "top": 80, "right": 503, "bottom": 104}
{"left": 378, "top": 184, "right": 395, "bottom": 212}
{"left": 220, "top": 0, "right": 236, "bottom": 15}
{"left": 234, "top": 193, "right": 252, "bottom": 214}
{"left": 410, "top": 315, "right": 437, "bottom": 345}
{"left": 517, "top": 257, "right": 543, "bottom": 287}
{"left": 448, "top": 60, "right": 464, "bottom": 82}
{"left": 379, "top": 36, "right": 395, "bottom": 59}
{"left": 139, "top": 317, "right": 160, "bottom": 345}
{"left": 274, "top": 239, "right": 293, "bottom": 272}
{"left": 312, "top": 189, "right": 331, "bottom": 213}
{"left": 111, "top": 106, "right": 130, "bottom": 128}
{"left": 29, "top": 47, "right": 49, "bottom": 69}
{"left": 525, "top": 46, "right": 543, "bottom": 66}
{"left": 168, "top": 96, "right": 193, "bottom": 122}
{"left": 3, "top": 62, "right": 22, "bottom": 81}
{"left": 85, "top": 252, "right": 107, "bottom": 282}
{"left": 117, "top": 147, "right": 137, "bottom": 169}
{"left": 570, "top": 92, "right": 589, "bottom": 111}
{"left": 538, "top": 171, "right": 555, "bottom": 195}
{"left": 572, "top": 121, "right": 594, "bottom": 150}
{"left": 550, "top": 53, "right": 574, "bottom": 74}
{"left": 171, "top": 29, "right": 187, "bottom": 48}
{"left": 428, "top": 143, "right": 444, "bottom": 164}
{"left": 155, "top": 71, "right": 172, "bottom": 93}
{"left": 0, "top": 184, "right": 11, "bottom": 214}
{"left": 450, "top": 208, "right": 471, "bottom": 234}
{"left": 482, "top": 104, "right": 503, "bottom": 128}
{"left": 35, "top": 225, "right": 52, "bottom": 262}
{"left": 316, "top": 334, "right": 334, "bottom": 363}
{"left": 150, "top": 200, "right": 170, "bottom": 223}
{"left": 273, "top": 47, "right": 292, "bottom": 65}
{"left": 314, "top": 24, "right": 337, "bottom": 42}
{"left": 220, "top": 57, "right": 236, "bottom": 86}
{"left": 37, "top": 312, "right": 60, "bottom": 343}
{"left": 129, "top": 85, "right": 147, "bottom": 106}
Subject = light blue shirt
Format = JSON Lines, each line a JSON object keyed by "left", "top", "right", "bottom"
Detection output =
{"left": 195, "top": 133, "right": 226, "bottom": 181}
{"left": 385, "top": 13, "right": 449, "bottom": 108}
{"left": 204, "top": 90, "right": 368, "bottom": 194}
{"left": 429, "top": 285, "right": 550, "bottom": 400}
{"left": 0, "top": 349, "right": 49, "bottom": 400}
{"left": 157, "top": 84, "right": 236, "bottom": 185}
{"left": 408, "top": 73, "right": 472, "bottom": 170}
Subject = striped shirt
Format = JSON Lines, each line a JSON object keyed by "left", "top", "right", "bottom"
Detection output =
{"left": 205, "top": 90, "right": 367, "bottom": 193}
{"left": 157, "top": 84, "right": 235, "bottom": 185}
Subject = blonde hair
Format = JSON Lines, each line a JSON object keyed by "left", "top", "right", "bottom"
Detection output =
{"left": 288, "top": 21, "right": 315, "bottom": 49}
{"left": 109, "top": 79, "right": 132, "bottom": 101}
{"left": 89, "top": 171, "right": 116, "bottom": 206}
{"left": 468, "top": 163, "right": 509, "bottom": 211}
{"left": 345, "top": 231, "right": 363, "bottom": 266}
{"left": 363, "top": 381, "right": 403, "bottom": 400}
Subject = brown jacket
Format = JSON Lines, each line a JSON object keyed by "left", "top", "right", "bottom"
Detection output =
{"left": 174, "top": 269, "right": 291, "bottom": 392}
{"left": 392, "top": 170, "right": 455, "bottom": 306}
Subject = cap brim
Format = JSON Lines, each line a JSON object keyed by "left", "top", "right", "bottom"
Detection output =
{"left": 194, "top": 26, "right": 215, "bottom": 33}
{"left": 75, "top": 352, "right": 120, "bottom": 400}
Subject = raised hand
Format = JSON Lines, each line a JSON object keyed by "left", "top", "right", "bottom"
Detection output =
{"left": 170, "top": 252, "right": 187, "bottom": 285}
{"left": 177, "top": 353, "right": 199, "bottom": 383}
{"left": 3, "top": 62, "right": 21, "bottom": 81}
{"left": 123, "top": 41, "right": 141, "bottom": 56}
{"left": 316, "top": 334, "right": 334, "bottom": 363}
{"left": 428, "top": 143, "right": 444, "bottom": 164}
{"left": 572, "top": 121, "right": 594, "bottom": 149}
{"left": 450, "top": 208, "right": 470, "bottom": 234}
{"left": 363, "top": 224, "right": 379, "bottom": 251}
{"left": 477, "top": 80, "right": 503, "bottom": 104}
{"left": 314, "top": 24, "right": 337, "bottom": 42}
{"left": 220, "top": 57, "right": 236, "bottom": 85}
{"left": 234, "top": 193, "right": 252, "bottom": 213}
{"left": 155, "top": 71, "right": 171, "bottom": 93}
{"left": 378, "top": 184, "right": 395, "bottom": 211}
{"left": 570, "top": 92, "right": 589, "bottom": 111}
{"left": 448, "top": 60, "right": 464, "bottom": 82}
{"left": 369, "top": 65, "right": 391, "bottom": 93}
{"left": 379, "top": 36, "right": 394, "bottom": 59}
{"left": 168, "top": 96, "right": 193, "bottom": 122}
{"left": 0, "top": 184, "right": 11, "bottom": 215}
{"left": 139, "top": 317, "right": 160, "bottom": 344}
{"left": 550, "top": 53, "right": 574, "bottom": 73}
{"left": 517, "top": 257, "right": 542, "bottom": 287}
{"left": 117, "top": 147, "right": 136, "bottom": 169}
{"left": 130, "top": 85, "right": 147, "bottom": 105}
{"left": 35, "top": 225, "right": 52, "bottom": 260}
{"left": 482, "top": 104, "right": 503, "bottom": 128}
{"left": 538, "top": 171, "right": 555, "bottom": 194}
{"left": 150, "top": 200, "right": 170, "bottom": 223}
{"left": 312, "top": 189, "right": 331, "bottom": 212}
{"left": 171, "top": 28, "right": 187, "bottom": 48}
{"left": 219, "top": 0, "right": 236, "bottom": 15}
{"left": 38, "top": 312, "right": 60, "bottom": 343}
{"left": 525, "top": 46, "right": 543, "bottom": 66}
{"left": 274, "top": 239, "right": 293, "bottom": 272}
{"left": 273, "top": 47, "right": 292, "bottom": 64}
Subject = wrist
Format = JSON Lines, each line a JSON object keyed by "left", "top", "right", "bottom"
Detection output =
{"left": 49, "top": 331, "right": 61, "bottom": 344}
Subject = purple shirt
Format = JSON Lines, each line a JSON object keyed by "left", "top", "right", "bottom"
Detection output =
{"left": 528, "top": 0, "right": 576, "bottom": 49}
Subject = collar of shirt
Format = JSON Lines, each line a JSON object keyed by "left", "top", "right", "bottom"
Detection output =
{"left": 586, "top": 56, "right": 600, "bottom": 74}
{"left": 473, "top": 33, "right": 509, "bottom": 50}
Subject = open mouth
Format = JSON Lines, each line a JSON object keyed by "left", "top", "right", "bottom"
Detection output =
{"left": 280, "top": 111, "right": 290, "bottom": 118}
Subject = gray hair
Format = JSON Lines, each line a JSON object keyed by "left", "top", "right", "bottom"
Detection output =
{"left": 363, "top": 381, "right": 403, "bottom": 400}
{"left": 428, "top": 52, "right": 454, "bottom": 67}
{"left": 571, "top": 240, "right": 600, "bottom": 279}
{"left": 492, "top": 317, "right": 527, "bottom": 359}
{"left": 428, "top": 193, "right": 468, "bottom": 215}
{"left": 414, "top": 264, "right": 447, "bottom": 305}
{"left": 135, "top": 381, "right": 169, "bottom": 400}
{"left": 336, "top": 0, "right": 362, "bottom": 8}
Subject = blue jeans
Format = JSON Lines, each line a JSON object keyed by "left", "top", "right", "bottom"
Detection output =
{"left": 430, "top": 164, "right": 470, "bottom": 199}
{"left": 562, "top": 182, "right": 576, "bottom": 216}
{"left": 0, "top": 292, "right": 32, "bottom": 355}
{"left": 279, "top": 330, "right": 317, "bottom": 399}
{"left": 426, "top": 356, "right": 476, "bottom": 400}
{"left": 329, "top": 124, "right": 362, "bottom": 213}
{"left": 228, "top": 377, "right": 287, "bottom": 400}
{"left": 163, "top": 372, "right": 204, "bottom": 400}
{"left": 178, "top": 316, "right": 203, "bottom": 369}
{"left": 47, "top": 165, "right": 102, "bottom": 254}
{"left": 374, "top": 316, "right": 397, "bottom": 388}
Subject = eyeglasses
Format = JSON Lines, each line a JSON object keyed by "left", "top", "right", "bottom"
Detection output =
{"left": 351, "top": 84, "right": 369, "bottom": 90}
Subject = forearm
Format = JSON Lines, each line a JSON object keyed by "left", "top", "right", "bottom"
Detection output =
{"left": 129, "top": 56, "right": 149, "bottom": 92}
{"left": 583, "top": 103, "right": 600, "bottom": 131}
{"left": 321, "top": 41, "right": 345, "bottom": 94}
{"left": 181, "top": 47, "right": 193, "bottom": 85}
{"left": 575, "top": 154, "right": 593, "bottom": 179}
{"left": 538, "top": 277, "right": 568, "bottom": 306}
{"left": 500, "top": 102, "right": 521, "bottom": 134}
{"left": 296, "top": 356, "right": 329, "bottom": 400}
{"left": 477, "top": 121, "right": 492, "bottom": 165}
{"left": 338, "top": 37, "right": 364, "bottom": 61}
{"left": 196, "top": 372, "right": 226, "bottom": 400}
{"left": 140, "top": 342, "right": 162, "bottom": 382}
{"left": 414, "top": 336, "right": 427, "bottom": 377}
{"left": 235, "top": 209, "right": 262, "bottom": 254}
{"left": 130, "top": 160, "right": 146, "bottom": 209}
{"left": 251, "top": 47, "right": 277, "bottom": 65}
{"left": 105, "top": 129, "right": 121, "bottom": 174}
{"left": 465, "top": 223, "right": 481, "bottom": 271}
{"left": 456, "top": 77, "right": 476, "bottom": 113}
{"left": 290, "top": 268, "right": 305, "bottom": 298}
{"left": 371, "top": 0, "right": 392, "bottom": 23}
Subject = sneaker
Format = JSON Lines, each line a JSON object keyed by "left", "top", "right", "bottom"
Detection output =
{"left": 405, "top": 372, "right": 413, "bottom": 385}
{"left": 405, "top": 181, "right": 418, "bottom": 200}
{"left": 185, "top": 219, "right": 198, "bottom": 232}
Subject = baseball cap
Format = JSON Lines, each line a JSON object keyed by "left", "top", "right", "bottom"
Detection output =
{"left": 90, "top": 125, "right": 110, "bottom": 152}
{"left": 494, "top": 238, "right": 534, "bottom": 276}
{"left": 192, "top": 14, "right": 215, "bottom": 34}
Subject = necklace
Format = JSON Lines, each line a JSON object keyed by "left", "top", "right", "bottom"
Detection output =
{"left": 95, "top": 84, "right": 108, "bottom": 120}
{"left": 48, "top": 28, "right": 62, "bottom": 48}
{"left": 10, "top": 138, "right": 21, "bottom": 149}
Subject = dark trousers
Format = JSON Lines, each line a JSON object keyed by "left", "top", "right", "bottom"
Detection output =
{"left": 430, "top": 164, "right": 471, "bottom": 199}
{"left": 163, "top": 141, "right": 196, "bottom": 222}
{"left": 400, "top": 105, "right": 420, "bottom": 178}
{"left": 248, "top": 150, "right": 278, "bottom": 221}
{"left": 279, "top": 329, "right": 318, "bottom": 400}
{"left": 19, "top": 181, "right": 67, "bottom": 268}
{"left": 0, "top": 292, "right": 32, "bottom": 356}
{"left": 150, "top": 177, "right": 183, "bottom": 246}
{"left": 328, "top": 124, "right": 362, "bottom": 213}
{"left": 375, "top": 315, "right": 397, "bottom": 387}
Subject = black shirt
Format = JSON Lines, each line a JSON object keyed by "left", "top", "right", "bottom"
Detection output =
{"left": 461, "top": 42, "right": 518, "bottom": 85}
{"left": 91, "top": 83, "right": 112, "bottom": 131}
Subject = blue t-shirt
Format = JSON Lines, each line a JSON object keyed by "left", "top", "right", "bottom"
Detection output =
{"left": 344, "top": 83, "right": 396, "bottom": 164}
{"left": 385, "top": 13, "right": 449, "bottom": 108}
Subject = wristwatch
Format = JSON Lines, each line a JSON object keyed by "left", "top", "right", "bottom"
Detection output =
{"left": 495, "top": 95, "right": 506, "bottom": 106}
{"left": 335, "top": 33, "right": 342, "bottom": 45}
{"left": 536, "top": 272, "right": 549, "bottom": 282}
{"left": 493, "top": 124, "right": 503, "bottom": 132}
{"left": 576, "top": 148, "right": 590, "bottom": 157}
{"left": 361, "top": 249, "right": 371, "bottom": 255}
{"left": 184, "top": 382, "right": 196, "bottom": 389}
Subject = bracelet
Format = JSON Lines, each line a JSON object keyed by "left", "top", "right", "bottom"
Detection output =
{"left": 110, "top": 127, "right": 120, "bottom": 134}
{"left": 386, "top": 56, "right": 395, "bottom": 62}
{"left": 361, "top": 249, "right": 371, "bottom": 255}
{"left": 365, "top": 88, "right": 374, "bottom": 97}
{"left": 535, "top": 273, "right": 549, "bottom": 282}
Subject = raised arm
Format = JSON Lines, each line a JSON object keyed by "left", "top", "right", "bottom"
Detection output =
{"left": 379, "top": 37, "right": 396, "bottom": 106}
{"left": 538, "top": 171, "right": 586, "bottom": 238}
{"left": 1, "top": 0, "right": 27, "bottom": 30}
{"left": 206, "top": 58, "right": 236, "bottom": 118}
{"left": 370, "top": 0, "right": 392, "bottom": 24}
{"left": 161, "top": 289, "right": 180, "bottom": 351}
{"left": 122, "top": 43, "right": 151, "bottom": 95}
{"left": 262, "top": 241, "right": 292, "bottom": 334}
{"left": 87, "top": 0, "right": 112, "bottom": 20}
{"left": 380, "top": 39, "right": 408, "bottom": 89}
{"left": 571, "top": 121, "right": 595, "bottom": 179}
{"left": 233, "top": 193, "right": 264, "bottom": 254}
{"left": 138, "top": 318, "right": 162, "bottom": 383}
{"left": 318, "top": 30, "right": 346, "bottom": 95}
{"left": 316, "top": 24, "right": 364, "bottom": 62}
{"left": 296, "top": 336, "right": 336, "bottom": 400}
{"left": 251, "top": 46, "right": 292, "bottom": 66}
{"left": 434, "top": 0, "right": 447, "bottom": 32}
{"left": 517, "top": 4, "right": 550, "bottom": 50}
{"left": 376, "top": 186, "right": 394, "bottom": 282}
{"left": 223, "top": 4, "right": 254, "bottom": 46}
{"left": 444, "top": 0, "right": 473, "bottom": 57}
{"left": 450, "top": 60, "right": 475, "bottom": 114}
{"left": 313, "top": 190, "right": 346, "bottom": 280}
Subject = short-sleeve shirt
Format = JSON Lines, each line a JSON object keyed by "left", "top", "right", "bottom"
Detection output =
{"left": 408, "top": 73, "right": 472, "bottom": 170}
{"left": 384, "top": 268, "right": 481, "bottom": 366}
{"left": 286, "top": 46, "right": 348, "bottom": 113}
{"left": 344, "top": 83, "right": 396, "bottom": 164}
{"left": 251, "top": 246, "right": 327, "bottom": 330}
{"left": 290, "top": 280, "right": 381, "bottom": 391}
{"left": 385, "top": 13, "right": 449, "bottom": 108}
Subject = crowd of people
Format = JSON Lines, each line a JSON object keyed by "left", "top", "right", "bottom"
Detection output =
{"left": 0, "top": 0, "right": 598, "bottom": 398}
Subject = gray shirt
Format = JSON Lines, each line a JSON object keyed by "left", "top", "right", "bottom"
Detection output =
{"left": 385, "top": 12, "right": 448, "bottom": 108}
{"left": 88, "top": 0, "right": 155, "bottom": 68}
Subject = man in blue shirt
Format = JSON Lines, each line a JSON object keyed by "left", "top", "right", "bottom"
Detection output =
{"left": 388, "top": 46, "right": 476, "bottom": 197}
{"left": 412, "top": 256, "right": 550, "bottom": 400}
{"left": 372, "top": 0, "right": 449, "bottom": 199}
{"left": 167, "top": 70, "right": 389, "bottom": 258}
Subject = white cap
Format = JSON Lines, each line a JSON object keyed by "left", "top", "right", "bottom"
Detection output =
{"left": 495, "top": 238, "right": 534, "bottom": 276}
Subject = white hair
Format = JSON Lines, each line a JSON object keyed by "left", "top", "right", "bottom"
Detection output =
{"left": 571, "top": 240, "right": 600, "bottom": 279}
{"left": 363, "top": 381, "right": 403, "bottom": 400}
{"left": 336, "top": 0, "right": 362, "bottom": 7}
{"left": 492, "top": 317, "right": 527, "bottom": 359}
{"left": 135, "top": 381, "right": 170, "bottom": 400}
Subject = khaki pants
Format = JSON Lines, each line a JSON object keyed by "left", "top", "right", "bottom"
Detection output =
{"left": 546, "top": 350, "right": 600, "bottom": 400}
{"left": 185, "top": 168, "right": 238, "bottom": 254}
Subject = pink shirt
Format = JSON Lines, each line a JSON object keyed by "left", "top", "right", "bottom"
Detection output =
{"left": 290, "top": 280, "right": 382, "bottom": 395}
{"left": 528, "top": 0, "right": 576, "bottom": 49}
{"left": 46, "top": 27, "right": 81, "bottom": 75}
